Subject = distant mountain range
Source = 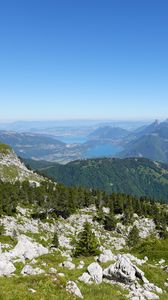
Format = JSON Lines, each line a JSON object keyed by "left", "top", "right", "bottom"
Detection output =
{"left": 120, "top": 120, "right": 168, "bottom": 163}
{"left": 0, "top": 119, "right": 168, "bottom": 164}
{"left": 88, "top": 126, "right": 130, "bottom": 141}
{"left": 0, "top": 130, "right": 66, "bottom": 160}
{"left": 23, "top": 156, "right": 168, "bottom": 202}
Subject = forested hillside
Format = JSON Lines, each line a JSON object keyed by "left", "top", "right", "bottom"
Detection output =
{"left": 24, "top": 157, "right": 168, "bottom": 202}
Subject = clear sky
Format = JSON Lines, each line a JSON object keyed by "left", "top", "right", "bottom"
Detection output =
{"left": 0, "top": 0, "right": 168, "bottom": 121}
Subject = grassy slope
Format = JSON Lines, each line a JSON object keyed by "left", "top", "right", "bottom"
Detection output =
{"left": 0, "top": 239, "right": 167, "bottom": 300}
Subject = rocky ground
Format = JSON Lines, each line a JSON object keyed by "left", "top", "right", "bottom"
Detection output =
{"left": 0, "top": 205, "right": 168, "bottom": 300}
{"left": 0, "top": 146, "right": 42, "bottom": 183}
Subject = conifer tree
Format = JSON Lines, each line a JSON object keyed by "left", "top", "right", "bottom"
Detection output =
{"left": 74, "top": 222, "right": 100, "bottom": 257}
{"left": 104, "top": 213, "right": 117, "bottom": 231}
{"left": 127, "top": 225, "right": 139, "bottom": 248}
{"left": 52, "top": 231, "right": 59, "bottom": 248}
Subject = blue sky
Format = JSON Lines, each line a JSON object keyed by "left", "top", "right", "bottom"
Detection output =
{"left": 0, "top": 0, "right": 168, "bottom": 121}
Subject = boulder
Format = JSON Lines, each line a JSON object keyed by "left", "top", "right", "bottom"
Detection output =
{"left": 9, "top": 235, "right": 48, "bottom": 260}
{"left": 66, "top": 281, "right": 83, "bottom": 299}
{"left": 87, "top": 262, "right": 103, "bottom": 284}
{"left": 78, "top": 272, "right": 92, "bottom": 284}
{"left": 103, "top": 254, "right": 146, "bottom": 284}
{"left": 0, "top": 260, "right": 16, "bottom": 276}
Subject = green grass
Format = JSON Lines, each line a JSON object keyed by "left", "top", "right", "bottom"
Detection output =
{"left": 0, "top": 241, "right": 167, "bottom": 299}
{"left": 0, "top": 235, "right": 17, "bottom": 247}
{"left": 0, "top": 144, "right": 11, "bottom": 155}
{"left": 131, "top": 237, "right": 168, "bottom": 262}
{"left": 0, "top": 165, "right": 19, "bottom": 181}
{"left": 0, "top": 275, "right": 71, "bottom": 300}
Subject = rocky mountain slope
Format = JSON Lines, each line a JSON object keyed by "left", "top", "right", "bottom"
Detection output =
{"left": 0, "top": 144, "right": 167, "bottom": 299}
{"left": 24, "top": 157, "right": 168, "bottom": 202}
{"left": 0, "top": 204, "right": 168, "bottom": 300}
{"left": 0, "top": 144, "right": 42, "bottom": 183}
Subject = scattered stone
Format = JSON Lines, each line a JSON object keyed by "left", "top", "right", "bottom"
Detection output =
{"left": 49, "top": 267, "right": 57, "bottom": 273}
{"left": 87, "top": 262, "right": 103, "bottom": 284}
{"left": 78, "top": 272, "right": 92, "bottom": 284}
{"left": 0, "top": 260, "right": 16, "bottom": 276}
{"left": 159, "top": 259, "right": 165, "bottom": 265}
{"left": 102, "top": 207, "right": 110, "bottom": 214}
{"left": 7, "top": 235, "right": 48, "bottom": 261}
{"left": 28, "top": 288, "right": 36, "bottom": 293}
{"left": 66, "top": 281, "right": 83, "bottom": 299}
{"left": 58, "top": 272, "right": 65, "bottom": 277}
{"left": 103, "top": 254, "right": 146, "bottom": 284}
{"left": 59, "top": 261, "right": 75, "bottom": 270}
{"left": 77, "top": 260, "right": 85, "bottom": 269}
{"left": 21, "top": 265, "right": 45, "bottom": 276}
{"left": 143, "top": 290, "right": 159, "bottom": 299}
{"left": 124, "top": 253, "right": 148, "bottom": 266}
{"left": 133, "top": 218, "right": 156, "bottom": 238}
{"left": 98, "top": 249, "right": 116, "bottom": 263}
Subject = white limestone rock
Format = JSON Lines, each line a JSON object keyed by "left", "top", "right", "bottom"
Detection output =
{"left": 103, "top": 254, "right": 146, "bottom": 284}
{"left": 21, "top": 265, "right": 45, "bottom": 275}
{"left": 11, "top": 235, "right": 48, "bottom": 260}
{"left": 124, "top": 253, "right": 148, "bottom": 266}
{"left": 66, "top": 281, "right": 83, "bottom": 299}
{"left": 58, "top": 272, "right": 65, "bottom": 277}
{"left": 143, "top": 290, "right": 159, "bottom": 299}
{"left": 102, "top": 207, "right": 110, "bottom": 214}
{"left": 77, "top": 260, "right": 85, "bottom": 269}
{"left": 87, "top": 262, "right": 103, "bottom": 284}
{"left": 78, "top": 272, "right": 92, "bottom": 284}
{"left": 60, "top": 261, "right": 75, "bottom": 270}
{"left": 28, "top": 288, "right": 36, "bottom": 293}
{"left": 49, "top": 267, "right": 57, "bottom": 273}
{"left": 133, "top": 218, "right": 156, "bottom": 238}
{"left": 0, "top": 260, "right": 16, "bottom": 276}
{"left": 98, "top": 249, "right": 116, "bottom": 263}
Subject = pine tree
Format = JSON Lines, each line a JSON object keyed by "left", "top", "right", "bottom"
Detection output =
{"left": 104, "top": 213, "right": 117, "bottom": 231}
{"left": 122, "top": 208, "right": 133, "bottom": 225}
{"left": 52, "top": 231, "right": 59, "bottom": 248}
{"left": 127, "top": 225, "right": 139, "bottom": 248}
{"left": 74, "top": 222, "right": 100, "bottom": 257}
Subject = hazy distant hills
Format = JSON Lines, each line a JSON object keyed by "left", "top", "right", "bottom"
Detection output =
{"left": 120, "top": 120, "right": 168, "bottom": 163}
{"left": 0, "top": 130, "right": 65, "bottom": 160}
{"left": 23, "top": 157, "right": 168, "bottom": 202}
{"left": 0, "top": 119, "right": 168, "bottom": 164}
{"left": 88, "top": 126, "right": 130, "bottom": 141}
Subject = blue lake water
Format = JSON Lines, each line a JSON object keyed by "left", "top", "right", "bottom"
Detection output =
{"left": 84, "top": 144, "right": 123, "bottom": 158}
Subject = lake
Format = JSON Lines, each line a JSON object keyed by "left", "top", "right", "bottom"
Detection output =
{"left": 84, "top": 143, "right": 123, "bottom": 158}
